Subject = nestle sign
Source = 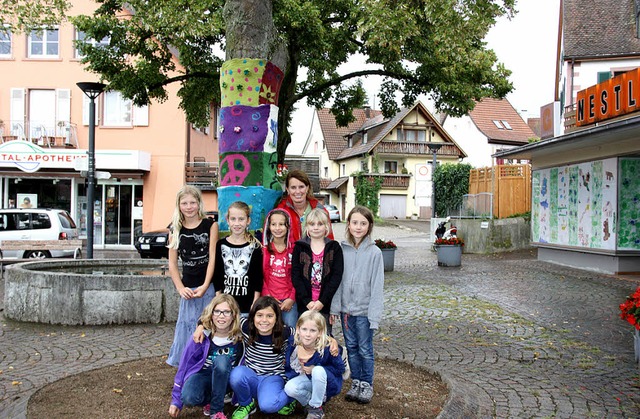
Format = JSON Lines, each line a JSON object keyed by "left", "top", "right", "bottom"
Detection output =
{"left": 576, "top": 67, "right": 640, "bottom": 126}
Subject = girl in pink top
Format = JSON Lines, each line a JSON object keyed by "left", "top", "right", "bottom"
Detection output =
{"left": 262, "top": 209, "right": 298, "bottom": 328}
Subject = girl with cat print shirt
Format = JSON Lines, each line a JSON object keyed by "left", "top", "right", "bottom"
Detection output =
{"left": 213, "top": 201, "right": 263, "bottom": 315}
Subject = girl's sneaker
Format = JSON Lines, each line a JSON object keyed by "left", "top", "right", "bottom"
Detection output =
{"left": 211, "top": 412, "right": 228, "bottom": 419}
{"left": 345, "top": 379, "right": 360, "bottom": 401}
{"left": 231, "top": 400, "right": 256, "bottom": 419}
{"left": 306, "top": 405, "right": 325, "bottom": 419}
{"left": 203, "top": 404, "right": 211, "bottom": 416}
{"left": 277, "top": 400, "right": 297, "bottom": 415}
{"left": 357, "top": 381, "right": 373, "bottom": 404}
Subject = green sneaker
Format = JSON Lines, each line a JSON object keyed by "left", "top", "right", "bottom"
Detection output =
{"left": 277, "top": 400, "right": 297, "bottom": 415}
{"left": 231, "top": 399, "right": 256, "bottom": 419}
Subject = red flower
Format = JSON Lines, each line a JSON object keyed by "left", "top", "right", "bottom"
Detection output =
{"left": 620, "top": 286, "right": 640, "bottom": 330}
{"left": 434, "top": 237, "right": 464, "bottom": 246}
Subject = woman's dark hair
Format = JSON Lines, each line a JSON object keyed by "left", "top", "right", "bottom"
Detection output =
{"left": 285, "top": 169, "right": 314, "bottom": 199}
{"left": 247, "top": 296, "right": 284, "bottom": 350}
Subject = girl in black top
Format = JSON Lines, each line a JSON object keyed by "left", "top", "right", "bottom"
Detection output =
{"left": 166, "top": 185, "right": 218, "bottom": 367}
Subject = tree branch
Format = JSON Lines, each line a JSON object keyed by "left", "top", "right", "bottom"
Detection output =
{"left": 290, "top": 69, "right": 420, "bottom": 105}
{"left": 147, "top": 71, "right": 219, "bottom": 90}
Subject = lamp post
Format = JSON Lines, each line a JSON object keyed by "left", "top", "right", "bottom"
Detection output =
{"left": 426, "top": 142, "right": 444, "bottom": 218}
{"left": 77, "top": 82, "right": 106, "bottom": 259}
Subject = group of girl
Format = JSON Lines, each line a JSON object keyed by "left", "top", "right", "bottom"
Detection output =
{"left": 166, "top": 179, "right": 384, "bottom": 419}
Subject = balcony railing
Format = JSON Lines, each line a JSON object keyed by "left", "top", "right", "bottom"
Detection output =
{"left": 185, "top": 162, "right": 219, "bottom": 190}
{"left": 376, "top": 141, "right": 460, "bottom": 156}
{"left": 563, "top": 104, "right": 578, "bottom": 133}
{"left": 355, "top": 173, "right": 411, "bottom": 190}
{"left": 0, "top": 120, "right": 79, "bottom": 148}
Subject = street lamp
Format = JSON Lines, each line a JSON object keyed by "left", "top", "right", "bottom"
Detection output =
{"left": 77, "top": 82, "right": 106, "bottom": 259}
{"left": 426, "top": 142, "right": 444, "bottom": 218}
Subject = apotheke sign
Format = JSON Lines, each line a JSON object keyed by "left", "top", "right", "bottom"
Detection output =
{"left": 0, "top": 141, "right": 151, "bottom": 173}
{"left": 576, "top": 67, "right": 640, "bottom": 127}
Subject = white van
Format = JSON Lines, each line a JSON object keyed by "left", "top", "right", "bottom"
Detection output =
{"left": 0, "top": 208, "right": 79, "bottom": 259}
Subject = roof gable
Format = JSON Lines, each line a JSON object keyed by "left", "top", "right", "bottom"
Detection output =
{"left": 564, "top": 0, "right": 640, "bottom": 58}
{"left": 316, "top": 108, "right": 383, "bottom": 159}
{"left": 468, "top": 98, "right": 536, "bottom": 145}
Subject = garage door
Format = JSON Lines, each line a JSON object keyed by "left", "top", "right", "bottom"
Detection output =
{"left": 379, "top": 195, "right": 406, "bottom": 218}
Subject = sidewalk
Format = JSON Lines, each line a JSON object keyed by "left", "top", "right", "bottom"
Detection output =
{"left": 2, "top": 224, "right": 640, "bottom": 418}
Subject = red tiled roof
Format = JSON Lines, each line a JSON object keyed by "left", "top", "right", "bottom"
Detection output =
{"left": 317, "top": 108, "right": 383, "bottom": 159}
{"left": 468, "top": 98, "right": 536, "bottom": 145}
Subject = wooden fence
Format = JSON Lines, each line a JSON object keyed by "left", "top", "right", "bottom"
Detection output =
{"left": 469, "top": 164, "right": 531, "bottom": 219}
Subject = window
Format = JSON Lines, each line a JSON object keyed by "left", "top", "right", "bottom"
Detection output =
{"left": 492, "top": 120, "right": 504, "bottom": 129}
{"left": 384, "top": 161, "right": 398, "bottom": 174}
{"left": 363, "top": 132, "right": 368, "bottom": 144}
{"left": 597, "top": 71, "right": 612, "bottom": 83}
{"left": 501, "top": 120, "right": 513, "bottom": 130}
{"left": 323, "top": 167, "right": 328, "bottom": 178}
{"left": 341, "top": 164, "right": 346, "bottom": 176}
{"left": 28, "top": 28, "right": 59, "bottom": 58}
{"left": 347, "top": 137, "right": 353, "bottom": 148}
{"left": 398, "top": 129, "right": 426, "bottom": 142}
{"left": 75, "top": 29, "right": 110, "bottom": 58}
{"left": 0, "top": 27, "right": 11, "bottom": 57}
{"left": 100, "top": 91, "right": 149, "bottom": 127}
{"left": 361, "top": 160, "right": 368, "bottom": 171}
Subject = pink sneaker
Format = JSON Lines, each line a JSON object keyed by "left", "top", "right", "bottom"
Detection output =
{"left": 211, "top": 412, "right": 228, "bottom": 419}
{"left": 203, "top": 404, "right": 211, "bottom": 416}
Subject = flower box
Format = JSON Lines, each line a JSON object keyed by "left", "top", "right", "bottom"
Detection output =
{"left": 434, "top": 244, "right": 462, "bottom": 267}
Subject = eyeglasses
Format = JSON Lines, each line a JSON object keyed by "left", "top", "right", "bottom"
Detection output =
{"left": 213, "top": 310, "right": 233, "bottom": 317}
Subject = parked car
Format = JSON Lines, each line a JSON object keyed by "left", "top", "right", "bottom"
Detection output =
{"left": 0, "top": 208, "right": 79, "bottom": 259}
{"left": 326, "top": 204, "right": 340, "bottom": 222}
{"left": 135, "top": 211, "right": 218, "bottom": 259}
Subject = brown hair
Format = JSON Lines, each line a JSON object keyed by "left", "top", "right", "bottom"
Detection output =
{"left": 345, "top": 205, "right": 375, "bottom": 246}
{"left": 227, "top": 201, "right": 261, "bottom": 247}
{"left": 285, "top": 169, "right": 314, "bottom": 200}
{"left": 247, "top": 296, "right": 285, "bottom": 349}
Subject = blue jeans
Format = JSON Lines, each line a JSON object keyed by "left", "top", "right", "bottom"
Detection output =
{"left": 281, "top": 302, "right": 299, "bottom": 329}
{"left": 341, "top": 314, "right": 374, "bottom": 385}
{"left": 229, "top": 365, "right": 292, "bottom": 413}
{"left": 181, "top": 355, "right": 232, "bottom": 414}
{"left": 284, "top": 367, "right": 327, "bottom": 408}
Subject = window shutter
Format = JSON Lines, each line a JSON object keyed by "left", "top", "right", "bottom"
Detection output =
{"left": 10, "top": 88, "right": 25, "bottom": 137}
{"left": 55, "top": 89, "right": 71, "bottom": 130}
{"left": 597, "top": 71, "right": 611, "bottom": 83}
{"left": 81, "top": 93, "right": 100, "bottom": 126}
{"left": 133, "top": 104, "right": 149, "bottom": 126}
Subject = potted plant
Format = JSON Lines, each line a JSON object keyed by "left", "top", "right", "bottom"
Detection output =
{"left": 433, "top": 236, "right": 464, "bottom": 267}
{"left": 619, "top": 286, "right": 640, "bottom": 363}
{"left": 374, "top": 238, "right": 397, "bottom": 272}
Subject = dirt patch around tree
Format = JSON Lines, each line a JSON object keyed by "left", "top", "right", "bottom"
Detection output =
{"left": 28, "top": 356, "right": 448, "bottom": 418}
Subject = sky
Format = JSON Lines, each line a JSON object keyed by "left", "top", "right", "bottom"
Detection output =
{"left": 287, "top": 0, "right": 561, "bottom": 154}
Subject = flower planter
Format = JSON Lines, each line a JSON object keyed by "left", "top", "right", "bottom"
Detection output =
{"left": 435, "top": 244, "right": 462, "bottom": 267}
{"left": 380, "top": 248, "right": 396, "bottom": 272}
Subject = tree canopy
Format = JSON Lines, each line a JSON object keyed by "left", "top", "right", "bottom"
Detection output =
{"left": 4, "top": 0, "right": 516, "bottom": 161}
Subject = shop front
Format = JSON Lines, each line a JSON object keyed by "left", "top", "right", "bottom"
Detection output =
{"left": 0, "top": 141, "right": 150, "bottom": 249}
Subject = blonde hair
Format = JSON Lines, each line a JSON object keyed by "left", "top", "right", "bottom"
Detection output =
{"left": 227, "top": 201, "right": 261, "bottom": 247}
{"left": 305, "top": 208, "right": 330, "bottom": 238}
{"left": 168, "top": 185, "right": 207, "bottom": 249}
{"left": 199, "top": 294, "right": 242, "bottom": 344}
{"left": 345, "top": 205, "right": 374, "bottom": 246}
{"left": 294, "top": 310, "right": 329, "bottom": 352}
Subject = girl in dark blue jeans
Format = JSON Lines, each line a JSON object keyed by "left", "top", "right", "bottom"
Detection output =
{"left": 169, "top": 294, "right": 244, "bottom": 419}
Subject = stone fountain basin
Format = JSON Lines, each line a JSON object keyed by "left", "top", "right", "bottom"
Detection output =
{"left": 3, "top": 259, "right": 181, "bottom": 325}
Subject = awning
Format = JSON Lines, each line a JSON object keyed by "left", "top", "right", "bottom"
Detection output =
{"left": 325, "top": 176, "right": 349, "bottom": 190}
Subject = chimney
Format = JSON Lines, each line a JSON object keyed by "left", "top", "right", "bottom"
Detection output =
{"left": 364, "top": 105, "right": 371, "bottom": 118}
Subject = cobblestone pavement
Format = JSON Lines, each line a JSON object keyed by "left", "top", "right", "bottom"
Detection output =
{"left": 2, "top": 222, "right": 640, "bottom": 418}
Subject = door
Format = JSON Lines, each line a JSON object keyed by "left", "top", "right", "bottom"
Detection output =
{"left": 104, "top": 185, "right": 133, "bottom": 245}
{"left": 379, "top": 194, "right": 406, "bottom": 219}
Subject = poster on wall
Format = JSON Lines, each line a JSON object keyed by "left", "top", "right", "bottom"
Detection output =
{"left": 532, "top": 158, "right": 617, "bottom": 250}
{"left": 17, "top": 193, "right": 38, "bottom": 209}
{"left": 618, "top": 158, "right": 640, "bottom": 250}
